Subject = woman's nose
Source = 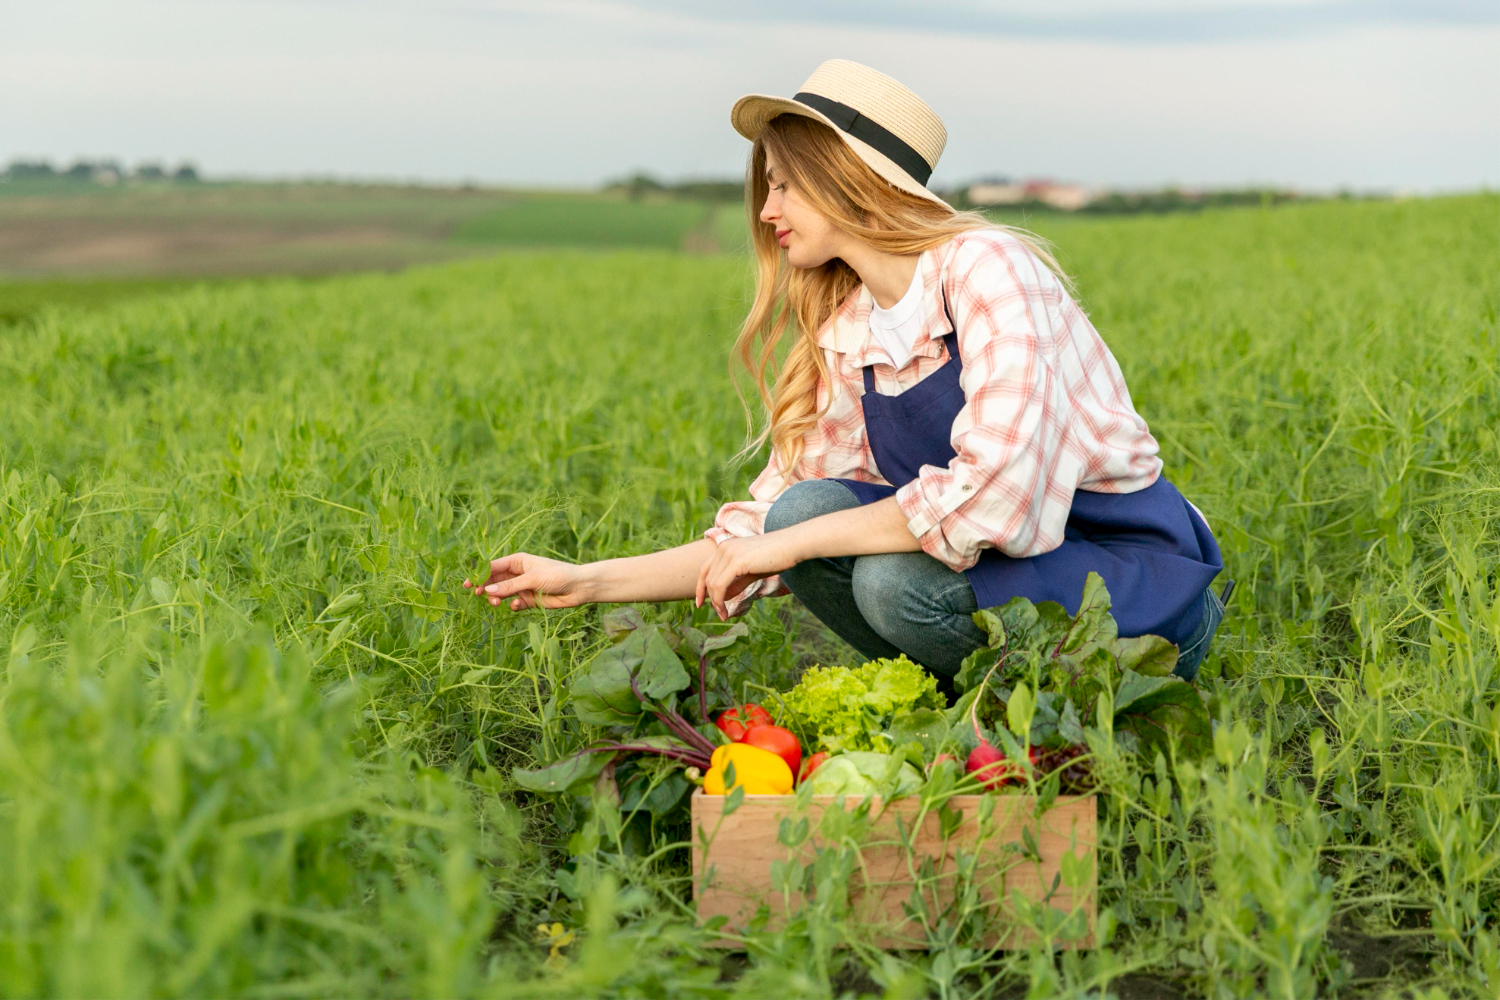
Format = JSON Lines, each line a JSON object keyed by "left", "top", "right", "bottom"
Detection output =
{"left": 760, "top": 195, "right": 778, "bottom": 224}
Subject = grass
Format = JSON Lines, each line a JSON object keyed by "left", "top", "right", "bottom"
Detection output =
{"left": 0, "top": 194, "right": 1497, "bottom": 997}
{"left": 451, "top": 193, "right": 719, "bottom": 251}
{"left": 0, "top": 275, "right": 316, "bottom": 326}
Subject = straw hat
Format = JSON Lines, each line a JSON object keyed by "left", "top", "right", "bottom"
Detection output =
{"left": 731, "top": 59, "right": 951, "bottom": 210}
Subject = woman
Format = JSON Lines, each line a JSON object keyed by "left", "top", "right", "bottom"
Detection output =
{"left": 465, "top": 59, "right": 1226, "bottom": 690}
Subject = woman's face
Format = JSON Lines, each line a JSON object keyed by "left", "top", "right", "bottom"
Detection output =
{"left": 760, "top": 149, "right": 842, "bottom": 269}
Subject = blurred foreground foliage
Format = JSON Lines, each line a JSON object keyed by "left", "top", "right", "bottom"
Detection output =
{"left": 0, "top": 195, "right": 1497, "bottom": 997}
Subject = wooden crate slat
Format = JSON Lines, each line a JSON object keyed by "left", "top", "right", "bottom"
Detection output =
{"left": 691, "top": 790, "right": 1096, "bottom": 949}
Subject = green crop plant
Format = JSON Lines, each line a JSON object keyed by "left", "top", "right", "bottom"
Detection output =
{"left": 0, "top": 195, "right": 1496, "bottom": 997}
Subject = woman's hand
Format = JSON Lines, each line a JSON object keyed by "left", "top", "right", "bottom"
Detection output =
{"left": 463, "top": 553, "right": 590, "bottom": 611}
{"left": 696, "top": 532, "right": 805, "bottom": 621}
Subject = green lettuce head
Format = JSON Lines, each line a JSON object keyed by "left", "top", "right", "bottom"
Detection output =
{"left": 780, "top": 655, "right": 943, "bottom": 753}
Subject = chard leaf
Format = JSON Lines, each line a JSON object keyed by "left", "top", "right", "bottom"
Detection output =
{"left": 1113, "top": 634, "right": 1180, "bottom": 677}
{"left": 620, "top": 770, "right": 691, "bottom": 817}
{"left": 572, "top": 671, "right": 639, "bottom": 726}
{"left": 996, "top": 597, "right": 1047, "bottom": 652}
{"left": 698, "top": 622, "right": 748, "bottom": 655}
{"left": 512, "top": 749, "right": 613, "bottom": 795}
{"left": 1059, "top": 572, "right": 1117, "bottom": 654}
{"left": 1051, "top": 646, "right": 1115, "bottom": 709}
{"left": 1028, "top": 690, "right": 1062, "bottom": 746}
{"left": 973, "top": 608, "right": 1006, "bottom": 648}
{"left": 1112, "top": 669, "right": 1212, "bottom": 761}
{"left": 601, "top": 607, "right": 646, "bottom": 642}
{"left": 636, "top": 625, "right": 690, "bottom": 700}
{"left": 572, "top": 629, "right": 648, "bottom": 726}
{"left": 1058, "top": 699, "right": 1087, "bottom": 745}
{"left": 1113, "top": 669, "right": 1184, "bottom": 714}
{"left": 955, "top": 643, "right": 1002, "bottom": 693}
{"left": 1032, "top": 601, "right": 1073, "bottom": 648}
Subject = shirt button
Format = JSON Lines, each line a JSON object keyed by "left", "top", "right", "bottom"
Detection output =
{"left": 961, "top": 484, "right": 972, "bottom": 492}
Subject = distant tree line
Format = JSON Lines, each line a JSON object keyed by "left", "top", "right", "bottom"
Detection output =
{"left": 940, "top": 183, "right": 1315, "bottom": 215}
{"left": 2, "top": 158, "right": 200, "bottom": 184}
{"left": 1076, "top": 187, "right": 1303, "bottom": 214}
{"left": 602, "top": 171, "right": 1328, "bottom": 216}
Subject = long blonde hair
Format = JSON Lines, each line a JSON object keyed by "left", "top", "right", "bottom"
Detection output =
{"left": 729, "top": 113, "right": 1070, "bottom": 479}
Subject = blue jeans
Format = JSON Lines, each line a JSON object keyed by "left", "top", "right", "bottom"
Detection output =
{"left": 764, "top": 479, "right": 1220, "bottom": 693}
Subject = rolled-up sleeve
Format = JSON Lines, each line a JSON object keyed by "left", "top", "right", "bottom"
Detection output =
{"left": 894, "top": 241, "right": 1068, "bottom": 570}
{"left": 703, "top": 450, "right": 793, "bottom": 617}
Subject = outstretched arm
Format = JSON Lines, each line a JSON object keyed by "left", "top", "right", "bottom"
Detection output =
{"left": 465, "top": 538, "right": 723, "bottom": 611}
{"left": 466, "top": 496, "right": 919, "bottom": 617}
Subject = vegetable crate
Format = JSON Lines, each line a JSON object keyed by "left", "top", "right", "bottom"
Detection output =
{"left": 691, "top": 789, "right": 1096, "bottom": 949}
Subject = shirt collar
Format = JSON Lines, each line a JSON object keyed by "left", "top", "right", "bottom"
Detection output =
{"left": 815, "top": 243, "right": 953, "bottom": 371}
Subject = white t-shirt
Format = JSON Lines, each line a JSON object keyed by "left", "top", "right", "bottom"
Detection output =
{"left": 867, "top": 262, "right": 926, "bottom": 370}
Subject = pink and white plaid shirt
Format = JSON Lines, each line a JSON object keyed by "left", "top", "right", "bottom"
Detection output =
{"left": 705, "top": 229, "right": 1163, "bottom": 618}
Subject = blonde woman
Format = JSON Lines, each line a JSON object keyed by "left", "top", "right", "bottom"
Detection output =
{"left": 466, "top": 59, "right": 1226, "bottom": 694}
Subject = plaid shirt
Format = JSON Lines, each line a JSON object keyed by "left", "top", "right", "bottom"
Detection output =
{"left": 705, "top": 229, "right": 1163, "bottom": 618}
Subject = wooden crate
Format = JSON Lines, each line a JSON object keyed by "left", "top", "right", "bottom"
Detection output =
{"left": 691, "top": 789, "right": 1096, "bottom": 949}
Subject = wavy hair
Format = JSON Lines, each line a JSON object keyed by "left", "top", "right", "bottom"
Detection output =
{"left": 729, "top": 113, "right": 1070, "bottom": 482}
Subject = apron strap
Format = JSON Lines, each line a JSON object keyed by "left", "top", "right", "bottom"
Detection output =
{"left": 860, "top": 287, "right": 962, "bottom": 394}
{"left": 940, "top": 286, "right": 962, "bottom": 374}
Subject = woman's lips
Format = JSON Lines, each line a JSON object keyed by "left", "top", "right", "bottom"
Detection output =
{"left": 776, "top": 229, "right": 791, "bottom": 247}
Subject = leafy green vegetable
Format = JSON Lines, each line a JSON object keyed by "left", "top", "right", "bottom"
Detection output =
{"left": 955, "top": 572, "right": 1213, "bottom": 763}
{"left": 512, "top": 749, "right": 612, "bottom": 795}
{"left": 780, "top": 655, "right": 944, "bottom": 753}
{"left": 1113, "top": 669, "right": 1213, "bottom": 761}
{"left": 515, "top": 614, "right": 749, "bottom": 802}
{"left": 804, "top": 752, "right": 922, "bottom": 798}
{"left": 885, "top": 708, "right": 950, "bottom": 762}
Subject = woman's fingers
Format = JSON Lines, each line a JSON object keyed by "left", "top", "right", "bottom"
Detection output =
{"left": 708, "top": 559, "right": 733, "bottom": 620}
{"left": 466, "top": 556, "right": 512, "bottom": 594}
{"left": 484, "top": 573, "right": 535, "bottom": 601}
{"left": 695, "top": 558, "right": 711, "bottom": 608}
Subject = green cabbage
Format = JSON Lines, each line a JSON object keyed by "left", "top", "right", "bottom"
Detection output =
{"left": 804, "top": 751, "right": 922, "bottom": 797}
{"left": 780, "top": 655, "right": 944, "bottom": 753}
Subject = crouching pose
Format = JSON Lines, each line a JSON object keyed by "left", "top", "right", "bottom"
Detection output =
{"left": 467, "top": 59, "right": 1226, "bottom": 693}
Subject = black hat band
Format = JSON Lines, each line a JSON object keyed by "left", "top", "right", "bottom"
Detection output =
{"left": 792, "top": 91, "right": 933, "bottom": 187}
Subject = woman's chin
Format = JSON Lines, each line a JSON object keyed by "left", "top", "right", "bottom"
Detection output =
{"left": 784, "top": 246, "right": 828, "bottom": 269}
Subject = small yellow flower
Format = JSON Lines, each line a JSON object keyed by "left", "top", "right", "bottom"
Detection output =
{"left": 535, "top": 921, "right": 575, "bottom": 964}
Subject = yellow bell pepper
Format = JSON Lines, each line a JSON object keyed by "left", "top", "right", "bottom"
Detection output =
{"left": 702, "top": 743, "right": 793, "bottom": 796}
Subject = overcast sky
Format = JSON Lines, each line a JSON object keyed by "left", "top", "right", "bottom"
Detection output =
{"left": 5, "top": 0, "right": 1497, "bottom": 191}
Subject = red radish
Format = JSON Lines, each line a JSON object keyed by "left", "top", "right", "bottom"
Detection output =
{"left": 929, "top": 753, "right": 957, "bottom": 773}
{"left": 966, "top": 743, "right": 1012, "bottom": 789}
{"left": 965, "top": 743, "right": 1039, "bottom": 789}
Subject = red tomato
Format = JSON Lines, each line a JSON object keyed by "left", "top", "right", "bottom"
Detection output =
{"left": 741, "top": 725, "right": 801, "bottom": 776}
{"left": 715, "top": 704, "right": 772, "bottom": 742}
{"left": 797, "top": 751, "right": 828, "bottom": 785}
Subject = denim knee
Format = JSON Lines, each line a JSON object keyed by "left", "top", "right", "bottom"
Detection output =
{"left": 850, "top": 552, "right": 986, "bottom": 675}
{"left": 764, "top": 478, "right": 859, "bottom": 533}
{"left": 1173, "top": 586, "right": 1225, "bottom": 683}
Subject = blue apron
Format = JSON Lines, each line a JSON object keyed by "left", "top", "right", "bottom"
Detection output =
{"left": 829, "top": 295, "right": 1223, "bottom": 646}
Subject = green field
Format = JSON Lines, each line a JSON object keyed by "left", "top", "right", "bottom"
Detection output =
{"left": 0, "top": 182, "right": 746, "bottom": 282}
{"left": 1, "top": 194, "right": 1497, "bottom": 997}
